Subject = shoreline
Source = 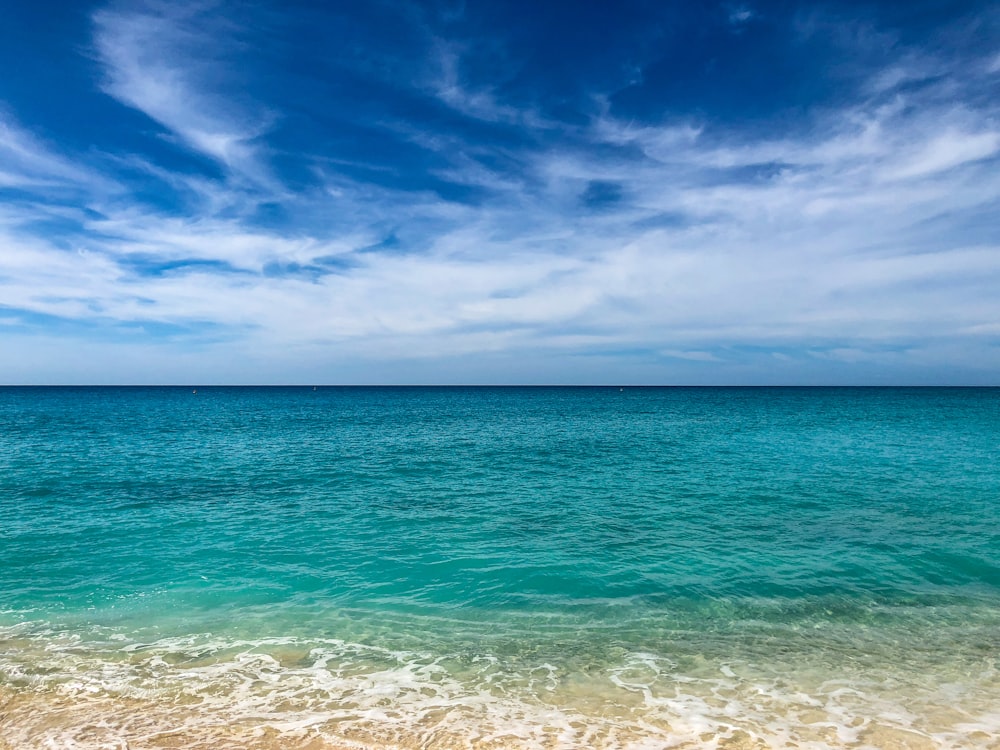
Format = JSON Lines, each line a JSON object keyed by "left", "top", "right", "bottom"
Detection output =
{"left": 3, "top": 688, "right": 993, "bottom": 749}
{"left": 3, "top": 635, "right": 997, "bottom": 750}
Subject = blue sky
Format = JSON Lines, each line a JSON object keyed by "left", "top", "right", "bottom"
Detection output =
{"left": 1, "top": 0, "right": 998, "bottom": 384}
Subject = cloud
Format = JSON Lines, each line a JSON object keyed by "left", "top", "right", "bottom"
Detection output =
{"left": 0, "top": 113, "right": 110, "bottom": 192}
{"left": 727, "top": 5, "right": 755, "bottom": 27}
{"left": 92, "top": 1, "right": 273, "bottom": 182}
{"left": 0, "top": 2, "right": 998, "bottom": 383}
{"left": 661, "top": 350, "right": 723, "bottom": 362}
{"left": 883, "top": 130, "right": 1000, "bottom": 180}
{"left": 425, "top": 38, "right": 555, "bottom": 130}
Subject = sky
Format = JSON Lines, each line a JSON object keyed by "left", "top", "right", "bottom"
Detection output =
{"left": 0, "top": 0, "right": 998, "bottom": 384}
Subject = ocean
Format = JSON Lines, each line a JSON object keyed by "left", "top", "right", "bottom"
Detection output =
{"left": 1, "top": 386, "right": 998, "bottom": 749}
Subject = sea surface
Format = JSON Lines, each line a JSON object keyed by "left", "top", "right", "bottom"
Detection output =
{"left": 1, "top": 386, "right": 998, "bottom": 749}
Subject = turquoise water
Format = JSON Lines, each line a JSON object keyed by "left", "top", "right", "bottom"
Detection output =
{"left": 1, "top": 387, "right": 998, "bottom": 749}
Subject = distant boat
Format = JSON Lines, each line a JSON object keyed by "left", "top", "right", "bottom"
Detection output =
{"left": 192, "top": 389, "right": 197, "bottom": 394}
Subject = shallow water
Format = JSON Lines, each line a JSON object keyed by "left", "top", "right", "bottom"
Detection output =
{"left": 1, "top": 387, "right": 998, "bottom": 748}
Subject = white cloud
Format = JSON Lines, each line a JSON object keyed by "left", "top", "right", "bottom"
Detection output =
{"left": 92, "top": 2, "right": 273, "bottom": 182}
{"left": 0, "top": 113, "right": 111, "bottom": 192}
{"left": 426, "top": 39, "right": 554, "bottom": 129}
{"left": 1, "top": 6, "right": 999, "bottom": 383}
{"left": 661, "top": 350, "right": 723, "bottom": 362}
{"left": 882, "top": 130, "right": 1000, "bottom": 180}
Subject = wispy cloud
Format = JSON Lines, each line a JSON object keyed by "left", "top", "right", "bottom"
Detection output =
{"left": 0, "top": 113, "right": 109, "bottom": 192}
{"left": 427, "top": 38, "right": 554, "bottom": 131}
{"left": 92, "top": 1, "right": 273, "bottom": 182}
{"left": 883, "top": 129, "right": 1000, "bottom": 180}
{"left": 0, "top": 1, "right": 997, "bottom": 383}
{"left": 727, "top": 5, "right": 756, "bottom": 28}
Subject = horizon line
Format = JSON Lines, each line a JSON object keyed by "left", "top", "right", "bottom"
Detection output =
{"left": 1, "top": 384, "right": 997, "bottom": 389}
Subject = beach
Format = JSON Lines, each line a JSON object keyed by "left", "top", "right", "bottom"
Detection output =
{"left": 2, "top": 628, "right": 997, "bottom": 749}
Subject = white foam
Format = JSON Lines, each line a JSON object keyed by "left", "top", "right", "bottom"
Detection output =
{"left": 1, "top": 625, "right": 998, "bottom": 749}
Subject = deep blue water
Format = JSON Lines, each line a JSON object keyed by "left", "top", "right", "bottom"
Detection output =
{"left": 1, "top": 387, "right": 998, "bottom": 748}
